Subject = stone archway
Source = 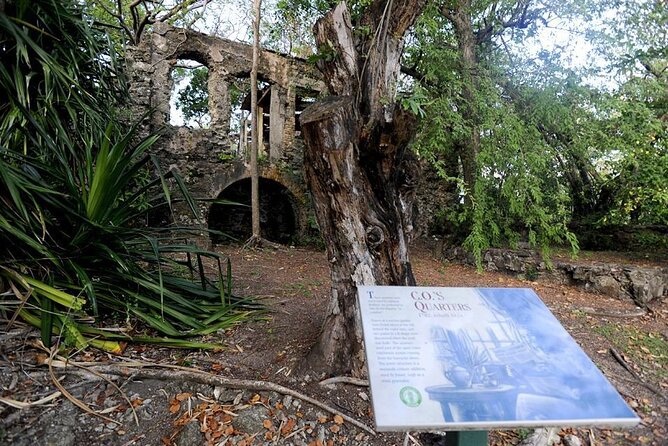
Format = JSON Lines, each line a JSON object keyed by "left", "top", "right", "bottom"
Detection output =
{"left": 208, "top": 177, "right": 299, "bottom": 244}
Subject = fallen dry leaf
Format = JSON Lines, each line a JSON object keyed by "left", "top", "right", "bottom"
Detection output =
{"left": 168, "top": 401, "right": 180, "bottom": 414}
{"left": 175, "top": 392, "right": 192, "bottom": 401}
{"left": 281, "top": 418, "right": 296, "bottom": 435}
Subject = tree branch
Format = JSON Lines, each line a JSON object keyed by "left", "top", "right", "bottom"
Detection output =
{"left": 103, "top": 0, "right": 213, "bottom": 45}
{"left": 475, "top": 0, "right": 544, "bottom": 45}
{"left": 91, "top": 20, "right": 125, "bottom": 32}
{"left": 94, "top": 0, "right": 134, "bottom": 43}
{"left": 157, "top": 0, "right": 213, "bottom": 23}
{"left": 400, "top": 64, "right": 425, "bottom": 81}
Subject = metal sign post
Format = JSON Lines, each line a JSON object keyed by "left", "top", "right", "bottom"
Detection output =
{"left": 446, "top": 431, "right": 488, "bottom": 446}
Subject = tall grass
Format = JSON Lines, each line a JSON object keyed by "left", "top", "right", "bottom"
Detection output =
{"left": 0, "top": 0, "right": 257, "bottom": 351}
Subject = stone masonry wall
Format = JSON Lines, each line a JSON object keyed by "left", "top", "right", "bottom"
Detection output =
{"left": 439, "top": 246, "right": 667, "bottom": 306}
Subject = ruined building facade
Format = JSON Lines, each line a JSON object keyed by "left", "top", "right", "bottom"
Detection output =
{"left": 127, "top": 24, "right": 447, "bottom": 245}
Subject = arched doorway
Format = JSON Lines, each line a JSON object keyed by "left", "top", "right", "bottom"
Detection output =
{"left": 209, "top": 177, "right": 298, "bottom": 244}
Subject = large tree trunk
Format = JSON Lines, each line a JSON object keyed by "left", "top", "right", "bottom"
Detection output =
{"left": 300, "top": 1, "right": 425, "bottom": 376}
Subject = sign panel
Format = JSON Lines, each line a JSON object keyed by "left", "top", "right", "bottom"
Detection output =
{"left": 357, "top": 286, "right": 639, "bottom": 431}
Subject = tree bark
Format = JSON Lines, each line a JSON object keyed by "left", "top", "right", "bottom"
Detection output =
{"left": 300, "top": 1, "right": 425, "bottom": 376}
{"left": 250, "top": 0, "right": 262, "bottom": 240}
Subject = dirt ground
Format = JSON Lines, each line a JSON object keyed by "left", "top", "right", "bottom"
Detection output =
{"left": 1, "top": 241, "right": 666, "bottom": 446}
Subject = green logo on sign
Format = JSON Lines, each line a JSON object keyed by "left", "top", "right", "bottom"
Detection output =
{"left": 399, "top": 386, "right": 422, "bottom": 407}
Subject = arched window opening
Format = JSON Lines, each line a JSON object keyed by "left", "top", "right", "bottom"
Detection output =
{"left": 229, "top": 76, "right": 251, "bottom": 156}
{"left": 209, "top": 178, "right": 298, "bottom": 244}
{"left": 170, "top": 59, "right": 211, "bottom": 128}
{"left": 233, "top": 78, "right": 271, "bottom": 161}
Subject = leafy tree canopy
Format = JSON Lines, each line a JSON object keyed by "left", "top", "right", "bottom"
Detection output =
{"left": 396, "top": 0, "right": 667, "bottom": 259}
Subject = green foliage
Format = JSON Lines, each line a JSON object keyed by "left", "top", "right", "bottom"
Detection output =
{"left": 218, "top": 152, "right": 237, "bottom": 162}
{"left": 412, "top": 41, "right": 579, "bottom": 263}
{"left": 631, "top": 230, "right": 668, "bottom": 251}
{"left": 515, "top": 429, "right": 533, "bottom": 441}
{"left": 269, "top": 0, "right": 383, "bottom": 57}
{"left": 400, "top": 84, "right": 429, "bottom": 118}
{"left": 308, "top": 42, "right": 339, "bottom": 65}
{"left": 291, "top": 214, "right": 325, "bottom": 249}
{"left": 174, "top": 65, "right": 211, "bottom": 128}
{"left": 285, "top": 279, "right": 323, "bottom": 298}
{"left": 474, "top": 75, "right": 577, "bottom": 253}
{"left": 596, "top": 80, "right": 668, "bottom": 226}
{"left": 0, "top": 0, "right": 258, "bottom": 351}
{"left": 408, "top": 0, "right": 665, "bottom": 260}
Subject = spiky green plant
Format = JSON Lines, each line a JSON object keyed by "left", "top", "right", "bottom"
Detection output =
{"left": 0, "top": 0, "right": 258, "bottom": 351}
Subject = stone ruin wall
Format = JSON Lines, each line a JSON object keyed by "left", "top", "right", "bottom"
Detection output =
{"left": 126, "top": 24, "right": 454, "bottom": 243}
{"left": 126, "top": 23, "right": 325, "bottom": 240}
{"left": 438, "top": 246, "right": 667, "bottom": 305}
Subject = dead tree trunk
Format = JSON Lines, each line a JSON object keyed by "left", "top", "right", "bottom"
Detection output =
{"left": 300, "top": 0, "right": 426, "bottom": 376}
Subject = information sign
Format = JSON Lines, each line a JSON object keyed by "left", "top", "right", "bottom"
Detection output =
{"left": 357, "top": 286, "right": 639, "bottom": 432}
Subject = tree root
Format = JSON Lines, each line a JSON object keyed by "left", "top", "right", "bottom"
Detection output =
{"left": 46, "top": 348, "right": 120, "bottom": 425}
{"left": 54, "top": 359, "right": 376, "bottom": 435}
{"left": 319, "top": 376, "right": 369, "bottom": 387}
{"left": 579, "top": 307, "right": 646, "bottom": 318}
{"left": 242, "top": 235, "right": 284, "bottom": 251}
{"left": 609, "top": 348, "right": 666, "bottom": 400}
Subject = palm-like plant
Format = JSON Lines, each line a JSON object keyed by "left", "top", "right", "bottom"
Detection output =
{"left": 0, "top": 0, "right": 257, "bottom": 351}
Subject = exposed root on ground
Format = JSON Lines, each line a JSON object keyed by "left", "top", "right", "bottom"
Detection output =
{"left": 47, "top": 358, "right": 376, "bottom": 435}
{"left": 319, "top": 376, "right": 369, "bottom": 387}
{"left": 242, "top": 236, "right": 284, "bottom": 251}
{"left": 46, "top": 347, "right": 121, "bottom": 425}
{"left": 579, "top": 307, "right": 647, "bottom": 318}
{"left": 609, "top": 347, "right": 667, "bottom": 400}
